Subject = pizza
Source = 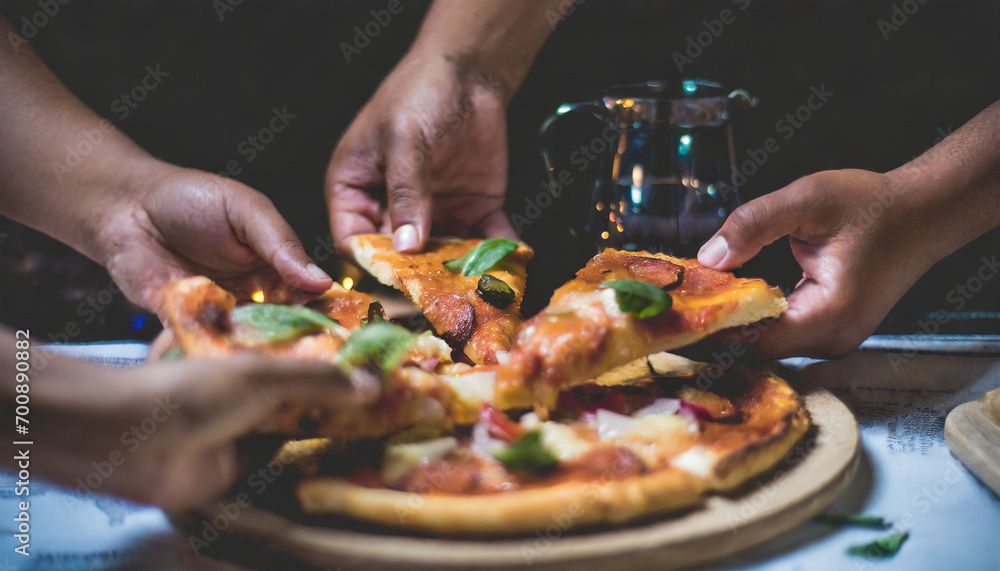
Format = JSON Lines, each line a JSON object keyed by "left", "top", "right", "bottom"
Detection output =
{"left": 156, "top": 276, "right": 497, "bottom": 438}
{"left": 346, "top": 234, "right": 534, "bottom": 366}
{"left": 156, "top": 242, "right": 810, "bottom": 535}
{"left": 288, "top": 366, "right": 809, "bottom": 534}
{"left": 493, "top": 248, "right": 788, "bottom": 410}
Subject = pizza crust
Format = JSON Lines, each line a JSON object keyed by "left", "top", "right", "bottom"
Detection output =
{"left": 591, "top": 352, "right": 709, "bottom": 386}
{"left": 293, "top": 370, "right": 810, "bottom": 535}
{"left": 298, "top": 467, "right": 706, "bottom": 536}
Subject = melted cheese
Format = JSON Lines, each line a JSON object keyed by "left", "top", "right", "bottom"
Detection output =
{"left": 593, "top": 409, "right": 699, "bottom": 466}
{"left": 441, "top": 370, "right": 496, "bottom": 410}
{"left": 539, "top": 422, "right": 595, "bottom": 462}
{"left": 671, "top": 445, "right": 717, "bottom": 478}
{"left": 600, "top": 287, "right": 623, "bottom": 317}
{"left": 381, "top": 437, "right": 458, "bottom": 486}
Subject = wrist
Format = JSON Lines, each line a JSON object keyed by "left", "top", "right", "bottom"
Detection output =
{"left": 402, "top": 46, "right": 516, "bottom": 106}
{"left": 80, "top": 158, "right": 174, "bottom": 266}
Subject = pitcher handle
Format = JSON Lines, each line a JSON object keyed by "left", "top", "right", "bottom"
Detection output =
{"left": 539, "top": 101, "right": 620, "bottom": 237}
{"left": 727, "top": 88, "right": 759, "bottom": 110}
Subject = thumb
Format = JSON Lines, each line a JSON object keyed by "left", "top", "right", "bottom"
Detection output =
{"left": 227, "top": 186, "right": 333, "bottom": 292}
{"left": 174, "top": 356, "right": 379, "bottom": 447}
{"left": 697, "top": 185, "right": 806, "bottom": 271}
{"left": 384, "top": 133, "right": 433, "bottom": 252}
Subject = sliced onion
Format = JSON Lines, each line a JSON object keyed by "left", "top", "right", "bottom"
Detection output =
{"left": 635, "top": 398, "right": 681, "bottom": 417}
{"left": 596, "top": 408, "right": 637, "bottom": 439}
{"left": 469, "top": 420, "right": 506, "bottom": 458}
{"left": 678, "top": 400, "right": 713, "bottom": 421}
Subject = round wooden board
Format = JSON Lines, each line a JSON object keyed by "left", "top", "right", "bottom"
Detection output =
{"left": 193, "top": 384, "right": 859, "bottom": 570}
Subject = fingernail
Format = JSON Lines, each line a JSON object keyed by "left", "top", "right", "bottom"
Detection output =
{"left": 698, "top": 236, "right": 729, "bottom": 267}
{"left": 393, "top": 224, "right": 419, "bottom": 252}
{"left": 306, "top": 263, "right": 331, "bottom": 282}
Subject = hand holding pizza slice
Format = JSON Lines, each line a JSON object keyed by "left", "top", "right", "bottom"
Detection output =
{"left": 495, "top": 248, "right": 788, "bottom": 409}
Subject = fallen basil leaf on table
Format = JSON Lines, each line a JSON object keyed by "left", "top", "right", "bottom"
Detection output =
{"left": 339, "top": 322, "right": 417, "bottom": 373}
{"left": 444, "top": 238, "right": 519, "bottom": 276}
{"left": 231, "top": 304, "right": 342, "bottom": 345}
{"left": 816, "top": 513, "right": 891, "bottom": 529}
{"left": 847, "top": 531, "right": 909, "bottom": 558}
{"left": 493, "top": 430, "right": 558, "bottom": 474}
{"left": 603, "top": 279, "right": 672, "bottom": 318}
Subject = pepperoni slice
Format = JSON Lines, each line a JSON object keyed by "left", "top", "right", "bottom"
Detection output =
{"left": 425, "top": 294, "right": 475, "bottom": 347}
{"left": 624, "top": 256, "right": 684, "bottom": 290}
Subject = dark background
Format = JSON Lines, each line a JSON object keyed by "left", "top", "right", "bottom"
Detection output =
{"left": 1, "top": 0, "right": 998, "bottom": 342}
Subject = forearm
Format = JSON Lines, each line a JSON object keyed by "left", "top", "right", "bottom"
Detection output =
{"left": 0, "top": 16, "right": 167, "bottom": 261}
{"left": 409, "top": 0, "right": 565, "bottom": 102}
{"left": 888, "top": 100, "right": 1000, "bottom": 263}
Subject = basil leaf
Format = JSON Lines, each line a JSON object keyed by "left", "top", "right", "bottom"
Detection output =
{"left": 493, "top": 430, "right": 558, "bottom": 474}
{"left": 231, "top": 304, "right": 342, "bottom": 345}
{"left": 444, "top": 239, "right": 519, "bottom": 276}
{"left": 817, "top": 513, "right": 891, "bottom": 529}
{"left": 847, "top": 531, "right": 909, "bottom": 559}
{"left": 603, "top": 279, "right": 672, "bottom": 318}
{"left": 339, "top": 322, "right": 417, "bottom": 373}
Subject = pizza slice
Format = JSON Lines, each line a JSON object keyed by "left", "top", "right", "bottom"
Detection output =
{"left": 155, "top": 277, "right": 497, "bottom": 439}
{"left": 288, "top": 366, "right": 810, "bottom": 535}
{"left": 495, "top": 248, "right": 788, "bottom": 410}
{"left": 345, "top": 234, "right": 534, "bottom": 366}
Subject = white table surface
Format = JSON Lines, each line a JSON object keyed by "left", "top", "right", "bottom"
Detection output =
{"left": 1, "top": 342, "right": 998, "bottom": 571}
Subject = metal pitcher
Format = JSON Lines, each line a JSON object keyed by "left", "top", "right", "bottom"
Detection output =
{"left": 541, "top": 79, "right": 757, "bottom": 256}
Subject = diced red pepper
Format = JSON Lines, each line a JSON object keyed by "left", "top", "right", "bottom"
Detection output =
{"left": 479, "top": 404, "right": 524, "bottom": 442}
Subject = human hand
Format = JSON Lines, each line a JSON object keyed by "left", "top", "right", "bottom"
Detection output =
{"left": 90, "top": 165, "right": 333, "bottom": 312}
{"left": 21, "top": 352, "right": 374, "bottom": 510}
{"left": 697, "top": 169, "right": 936, "bottom": 360}
{"left": 326, "top": 52, "right": 516, "bottom": 254}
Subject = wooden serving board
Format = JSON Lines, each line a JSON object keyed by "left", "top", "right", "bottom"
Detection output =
{"left": 191, "top": 385, "right": 859, "bottom": 570}
{"left": 945, "top": 389, "right": 1000, "bottom": 496}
